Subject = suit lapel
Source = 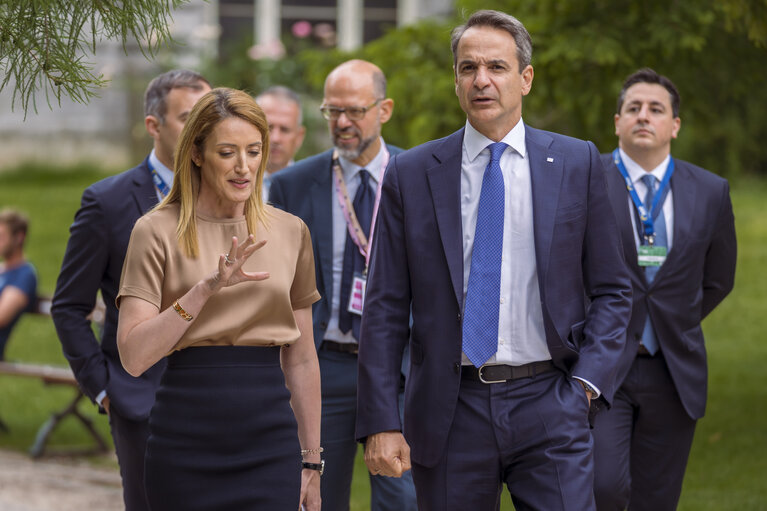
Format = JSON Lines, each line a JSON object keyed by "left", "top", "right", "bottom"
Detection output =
{"left": 657, "top": 160, "right": 695, "bottom": 278}
{"left": 604, "top": 158, "right": 644, "bottom": 282}
{"left": 132, "top": 158, "right": 160, "bottom": 215}
{"left": 426, "top": 129, "right": 465, "bottom": 307}
{"left": 311, "top": 152, "right": 335, "bottom": 304}
{"left": 526, "top": 127, "right": 564, "bottom": 278}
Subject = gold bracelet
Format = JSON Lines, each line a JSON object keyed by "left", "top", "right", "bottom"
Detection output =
{"left": 301, "top": 447, "right": 324, "bottom": 456}
{"left": 172, "top": 300, "right": 193, "bottom": 321}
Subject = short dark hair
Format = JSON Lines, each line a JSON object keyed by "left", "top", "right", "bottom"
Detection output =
{"left": 144, "top": 69, "right": 211, "bottom": 122}
{"left": 0, "top": 208, "right": 29, "bottom": 239}
{"left": 451, "top": 10, "right": 532, "bottom": 72}
{"left": 617, "top": 68, "right": 680, "bottom": 118}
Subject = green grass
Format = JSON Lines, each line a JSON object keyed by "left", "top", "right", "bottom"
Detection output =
{"left": 0, "top": 164, "right": 114, "bottom": 455}
{"left": 1, "top": 165, "right": 766, "bottom": 509}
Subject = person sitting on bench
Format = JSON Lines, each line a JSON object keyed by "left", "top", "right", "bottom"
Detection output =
{"left": 0, "top": 208, "right": 37, "bottom": 360}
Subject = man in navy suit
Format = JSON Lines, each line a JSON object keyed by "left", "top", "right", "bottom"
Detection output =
{"left": 51, "top": 69, "right": 210, "bottom": 510}
{"left": 269, "top": 60, "right": 417, "bottom": 511}
{"left": 593, "top": 68, "right": 736, "bottom": 511}
{"left": 356, "top": 10, "right": 633, "bottom": 511}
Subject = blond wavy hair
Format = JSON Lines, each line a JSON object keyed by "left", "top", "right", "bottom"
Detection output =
{"left": 156, "top": 87, "right": 270, "bottom": 258}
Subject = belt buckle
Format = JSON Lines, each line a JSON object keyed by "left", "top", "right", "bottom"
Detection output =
{"left": 478, "top": 363, "right": 507, "bottom": 384}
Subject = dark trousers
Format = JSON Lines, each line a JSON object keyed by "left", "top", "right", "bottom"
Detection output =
{"left": 412, "top": 370, "right": 595, "bottom": 511}
{"left": 593, "top": 354, "right": 697, "bottom": 511}
{"left": 319, "top": 348, "right": 417, "bottom": 511}
{"left": 109, "top": 405, "right": 151, "bottom": 511}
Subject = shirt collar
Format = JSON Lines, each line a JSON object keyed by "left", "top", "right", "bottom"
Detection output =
{"left": 619, "top": 148, "right": 671, "bottom": 185}
{"left": 149, "top": 149, "right": 174, "bottom": 188}
{"left": 338, "top": 137, "right": 387, "bottom": 185}
{"left": 464, "top": 118, "right": 526, "bottom": 162}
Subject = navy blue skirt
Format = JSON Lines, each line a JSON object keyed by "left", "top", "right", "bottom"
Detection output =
{"left": 144, "top": 346, "right": 301, "bottom": 510}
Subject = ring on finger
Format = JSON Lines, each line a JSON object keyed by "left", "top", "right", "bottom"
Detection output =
{"left": 224, "top": 253, "right": 234, "bottom": 266}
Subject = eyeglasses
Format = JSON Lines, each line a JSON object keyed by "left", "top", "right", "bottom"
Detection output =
{"left": 319, "top": 99, "right": 382, "bottom": 121}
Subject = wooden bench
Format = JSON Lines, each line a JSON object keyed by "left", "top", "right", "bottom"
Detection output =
{"left": 0, "top": 295, "right": 109, "bottom": 458}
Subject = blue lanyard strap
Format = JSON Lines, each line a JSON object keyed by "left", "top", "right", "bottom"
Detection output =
{"left": 612, "top": 149, "right": 674, "bottom": 242}
{"left": 148, "top": 159, "right": 170, "bottom": 198}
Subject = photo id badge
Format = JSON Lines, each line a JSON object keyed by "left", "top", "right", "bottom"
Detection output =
{"left": 346, "top": 272, "right": 367, "bottom": 316}
{"left": 638, "top": 245, "right": 667, "bottom": 267}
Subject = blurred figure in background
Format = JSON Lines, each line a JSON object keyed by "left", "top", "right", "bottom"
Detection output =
{"left": 51, "top": 69, "right": 211, "bottom": 510}
{"left": 270, "top": 59, "right": 417, "bottom": 511}
{"left": 256, "top": 85, "right": 306, "bottom": 199}
{"left": 0, "top": 208, "right": 37, "bottom": 360}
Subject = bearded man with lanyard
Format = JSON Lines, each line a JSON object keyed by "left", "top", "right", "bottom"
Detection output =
{"left": 594, "top": 68, "right": 736, "bottom": 511}
{"left": 269, "top": 59, "right": 417, "bottom": 511}
{"left": 51, "top": 70, "right": 211, "bottom": 511}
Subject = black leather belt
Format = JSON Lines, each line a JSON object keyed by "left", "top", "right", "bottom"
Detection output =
{"left": 461, "top": 360, "right": 556, "bottom": 383}
{"left": 321, "top": 340, "right": 359, "bottom": 355}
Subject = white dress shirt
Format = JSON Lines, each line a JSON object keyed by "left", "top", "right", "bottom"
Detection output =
{"left": 619, "top": 148, "right": 674, "bottom": 252}
{"left": 149, "top": 149, "right": 174, "bottom": 202}
{"left": 324, "top": 139, "right": 387, "bottom": 345}
{"left": 460, "top": 120, "right": 551, "bottom": 366}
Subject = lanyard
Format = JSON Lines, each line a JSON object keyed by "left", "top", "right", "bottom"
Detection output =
{"left": 612, "top": 149, "right": 674, "bottom": 244}
{"left": 332, "top": 147, "right": 390, "bottom": 268}
{"left": 148, "top": 159, "right": 171, "bottom": 198}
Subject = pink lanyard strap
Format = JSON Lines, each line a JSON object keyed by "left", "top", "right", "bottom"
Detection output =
{"left": 332, "top": 147, "right": 390, "bottom": 267}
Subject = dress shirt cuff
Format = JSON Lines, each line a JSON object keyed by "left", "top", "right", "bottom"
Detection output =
{"left": 95, "top": 389, "right": 107, "bottom": 407}
{"left": 573, "top": 377, "right": 601, "bottom": 399}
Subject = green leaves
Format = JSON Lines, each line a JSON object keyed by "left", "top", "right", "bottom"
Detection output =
{"left": 0, "top": 0, "right": 186, "bottom": 116}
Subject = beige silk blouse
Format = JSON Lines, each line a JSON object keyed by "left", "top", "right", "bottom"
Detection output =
{"left": 117, "top": 203, "right": 320, "bottom": 351}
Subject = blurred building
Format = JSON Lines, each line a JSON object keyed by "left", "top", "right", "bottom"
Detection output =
{"left": 224, "top": 0, "right": 451, "bottom": 53}
{"left": 0, "top": 0, "right": 451, "bottom": 171}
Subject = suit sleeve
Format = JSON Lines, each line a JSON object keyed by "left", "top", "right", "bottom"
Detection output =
{"left": 51, "top": 186, "right": 110, "bottom": 403}
{"left": 356, "top": 154, "right": 412, "bottom": 440}
{"left": 268, "top": 177, "right": 287, "bottom": 211}
{"left": 573, "top": 142, "right": 633, "bottom": 403}
{"left": 701, "top": 181, "right": 737, "bottom": 318}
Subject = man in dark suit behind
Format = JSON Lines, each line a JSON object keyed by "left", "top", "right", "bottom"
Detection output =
{"left": 269, "top": 60, "right": 417, "bottom": 511}
{"left": 593, "top": 68, "right": 736, "bottom": 511}
{"left": 356, "top": 10, "right": 632, "bottom": 511}
{"left": 51, "top": 69, "right": 210, "bottom": 510}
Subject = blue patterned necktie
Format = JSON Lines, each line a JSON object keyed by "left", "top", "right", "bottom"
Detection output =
{"left": 640, "top": 173, "right": 667, "bottom": 355}
{"left": 462, "top": 142, "right": 507, "bottom": 367}
{"left": 339, "top": 170, "right": 374, "bottom": 340}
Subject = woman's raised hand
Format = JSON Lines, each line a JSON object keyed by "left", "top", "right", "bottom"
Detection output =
{"left": 207, "top": 235, "right": 269, "bottom": 292}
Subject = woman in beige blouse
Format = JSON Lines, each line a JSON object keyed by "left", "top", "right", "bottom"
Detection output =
{"left": 117, "top": 88, "right": 321, "bottom": 510}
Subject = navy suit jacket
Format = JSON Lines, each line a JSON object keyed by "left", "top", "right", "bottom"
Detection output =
{"left": 52, "top": 158, "right": 166, "bottom": 420}
{"left": 602, "top": 154, "right": 736, "bottom": 419}
{"left": 355, "top": 126, "right": 633, "bottom": 467}
{"left": 268, "top": 145, "right": 404, "bottom": 348}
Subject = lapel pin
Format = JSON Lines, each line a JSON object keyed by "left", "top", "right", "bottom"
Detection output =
{"left": 546, "top": 157, "right": 554, "bottom": 163}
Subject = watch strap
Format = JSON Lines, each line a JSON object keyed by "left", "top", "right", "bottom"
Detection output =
{"left": 302, "top": 460, "right": 324, "bottom": 475}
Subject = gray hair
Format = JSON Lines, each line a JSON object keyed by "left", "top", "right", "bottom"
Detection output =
{"left": 371, "top": 68, "right": 387, "bottom": 99}
{"left": 256, "top": 85, "right": 304, "bottom": 125}
{"left": 144, "top": 69, "right": 211, "bottom": 123}
{"left": 451, "top": 10, "right": 533, "bottom": 72}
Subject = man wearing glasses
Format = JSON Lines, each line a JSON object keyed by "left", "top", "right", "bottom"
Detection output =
{"left": 270, "top": 59, "right": 417, "bottom": 511}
